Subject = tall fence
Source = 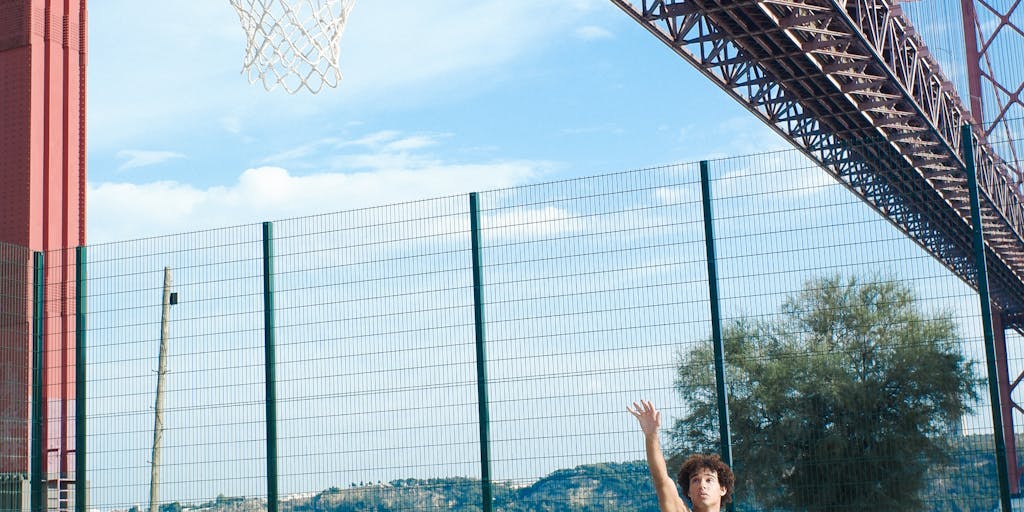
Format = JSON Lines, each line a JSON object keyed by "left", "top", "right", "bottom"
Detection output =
{"left": 3, "top": 138, "right": 1023, "bottom": 511}
{"left": 1, "top": 243, "right": 31, "bottom": 512}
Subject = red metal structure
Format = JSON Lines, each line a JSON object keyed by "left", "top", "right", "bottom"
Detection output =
{"left": 610, "top": 0, "right": 1024, "bottom": 503}
{"left": 961, "top": 0, "right": 1024, "bottom": 495}
{"left": 962, "top": 0, "right": 1023, "bottom": 180}
{"left": 0, "top": 0, "right": 86, "bottom": 508}
{"left": 0, "top": 0, "right": 1018, "bottom": 508}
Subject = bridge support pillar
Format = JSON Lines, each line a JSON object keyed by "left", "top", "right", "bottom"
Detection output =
{"left": 0, "top": 3, "right": 88, "bottom": 508}
{"left": 994, "top": 311, "right": 1022, "bottom": 495}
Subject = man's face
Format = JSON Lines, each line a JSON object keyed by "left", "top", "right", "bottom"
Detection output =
{"left": 687, "top": 467, "right": 727, "bottom": 511}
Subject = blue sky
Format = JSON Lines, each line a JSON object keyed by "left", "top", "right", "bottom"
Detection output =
{"left": 85, "top": 0, "right": 787, "bottom": 243}
{"left": 78, "top": 3, "right": 1023, "bottom": 507}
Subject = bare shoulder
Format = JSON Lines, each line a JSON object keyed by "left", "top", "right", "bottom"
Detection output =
{"left": 661, "top": 494, "right": 689, "bottom": 512}
{"left": 652, "top": 479, "right": 689, "bottom": 512}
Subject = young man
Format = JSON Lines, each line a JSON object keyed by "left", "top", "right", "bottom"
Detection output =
{"left": 628, "top": 400, "right": 734, "bottom": 512}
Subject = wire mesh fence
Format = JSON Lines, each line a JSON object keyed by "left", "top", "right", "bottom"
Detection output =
{"left": 5, "top": 133, "right": 1024, "bottom": 511}
{"left": 0, "top": 242, "right": 31, "bottom": 512}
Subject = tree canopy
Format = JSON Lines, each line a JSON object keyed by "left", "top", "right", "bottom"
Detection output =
{"left": 669, "top": 274, "right": 979, "bottom": 511}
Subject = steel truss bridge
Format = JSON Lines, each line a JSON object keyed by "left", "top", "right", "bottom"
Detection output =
{"left": 610, "top": 0, "right": 1024, "bottom": 497}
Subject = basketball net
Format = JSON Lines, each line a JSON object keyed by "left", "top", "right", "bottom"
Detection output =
{"left": 229, "top": 0, "right": 356, "bottom": 94}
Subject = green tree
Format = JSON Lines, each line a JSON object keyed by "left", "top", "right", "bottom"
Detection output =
{"left": 669, "top": 275, "right": 979, "bottom": 511}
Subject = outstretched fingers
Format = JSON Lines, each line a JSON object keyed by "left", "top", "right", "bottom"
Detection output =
{"left": 628, "top": 399, "right": 655, "bottom": 414}
{"left": 628, "top": 400, "right": 661, "bottom": 432}
{"left": 628, "top": 401, "right": 643, "bottom": 418}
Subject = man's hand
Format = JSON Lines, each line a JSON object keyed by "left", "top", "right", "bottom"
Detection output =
{"left": 628, "top": 400, "right": 661, "bottom": 436}
{"left": 629, "top": 400, "right": 688, "bottom": 512}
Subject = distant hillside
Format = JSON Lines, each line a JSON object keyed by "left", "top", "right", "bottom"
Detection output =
{"left": 502, "top": 461, "right": 657, "bottom": 512}
{"left": 280, "top": 461, "right": 657, "bottom": 512}
{"left": 143, "top": 435, "right": 1015, "bottom": 512}
{"left": 150, "top": 461, "right": 657, "bottom": 512}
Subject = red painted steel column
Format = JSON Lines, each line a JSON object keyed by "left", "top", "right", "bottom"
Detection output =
{"left": 959, "top": 0, "right": 984, "bottom": 124}
{"left": 960, "top": 0, "right": 1023, "bottom": 183}
{"left": 0, "top": 1, "right": 87, "bottom": 495}
{"left": 993, "top": 313, "right": 1022, "bottom": 494}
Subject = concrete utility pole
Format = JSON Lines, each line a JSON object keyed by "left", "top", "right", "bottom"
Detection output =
{"left": 150, "top": 267, "right": 173, "bottom": 512}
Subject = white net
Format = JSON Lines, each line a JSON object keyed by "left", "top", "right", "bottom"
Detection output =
{"left": 229, "top": 0, "right": 356, "bottom": 94}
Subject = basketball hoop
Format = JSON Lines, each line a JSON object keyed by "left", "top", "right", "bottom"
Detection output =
{"left": 229, "top": 0, "right": 356, "bottom": 94}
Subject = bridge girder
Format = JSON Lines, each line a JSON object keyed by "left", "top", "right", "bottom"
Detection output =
{"left": 612, "top": 0, "right": 1024, "bottom": 325}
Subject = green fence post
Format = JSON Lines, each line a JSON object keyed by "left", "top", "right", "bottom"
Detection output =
{"left": 262, "top": 222, "right": 280, "bottom": 512}
{"left": 962, "top": 125, "right": 1012, "bottom": 512}
{"left": 469, "top": 193, "right": 493, "bottom": 512}
{"left": 700, "top": 161, "right": 734, "bottom": 484}
{"left": 76, "top": 247, "right": 87, "bottom": 512}
{"left": 30, "top": 252, "right": 44, "bottom": 512}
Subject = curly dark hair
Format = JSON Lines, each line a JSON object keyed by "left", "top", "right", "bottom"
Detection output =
{"left": 676, "top": 453, "right": 735, "bottom": 505}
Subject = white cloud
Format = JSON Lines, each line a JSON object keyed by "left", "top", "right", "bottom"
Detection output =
{"left": 345, "top": 130, "right": 402, "bottom": 147}
{"left": 326, "top": 130, "right": 448, "bottom": 152}
{"left": 790, "top": 163, "right": 839, "bottom": 194}
{"left": 386, "top": 134, "right": 446, "bottom": 151}
{"left": 256, "top": 131, "right": 485, "bottom": 173}
{"left": 116, "top": 150, "right": 186, "bottom": 170}
{"left": 653, "top": 186, "right": 696, "bottom": 204}
{"left": 672, "top": 116, "right": 790, "bottom": 162}
{"left": 483, "top": 206, "right": 584, "bottom": 239}
{"left": 88, "top": 159, "right": 550, "bottom": 243}
{"left": 87, "top": 1, "right": 603, "bottom": 152}
{"left": 707, "top": 152, "right": 835, "bottom": 207}
{"left": 87, "top": 180, "right": 207, "bottom": 240}
{"left": 259, "top": 138, "right": 343, "bottom": 165}
{"left": 575, "top": 25, "right": 613, "bottom": 40}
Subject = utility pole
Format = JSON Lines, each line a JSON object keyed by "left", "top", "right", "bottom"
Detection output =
{"left": 150, "top": 267, "right": 173, "bottom": 512}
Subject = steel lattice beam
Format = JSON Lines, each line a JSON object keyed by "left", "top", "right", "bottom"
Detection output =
{"left": 611, "top": 0, "right": 1024, "bottom": 324}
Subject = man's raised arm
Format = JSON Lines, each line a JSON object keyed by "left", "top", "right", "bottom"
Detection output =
{"left": 628, "top": 400, "right": 689, "bottom": 512}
